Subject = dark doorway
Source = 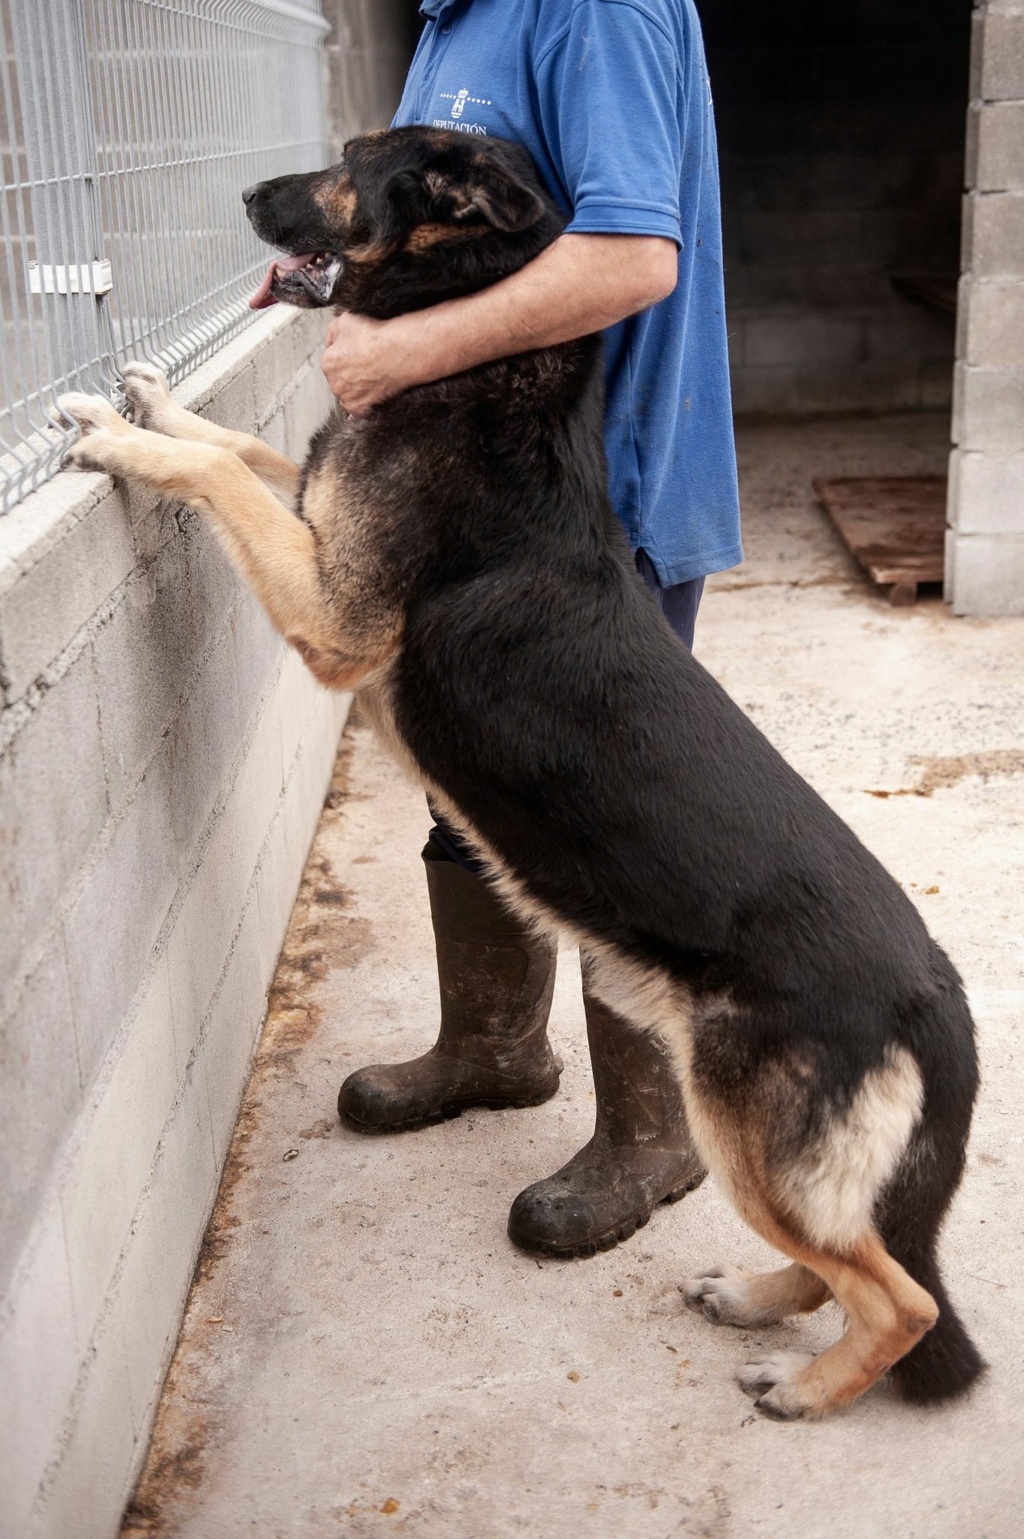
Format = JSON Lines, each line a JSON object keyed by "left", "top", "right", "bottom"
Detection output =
{"left": 701, "top": 0, "right": 972, "bottom": 416}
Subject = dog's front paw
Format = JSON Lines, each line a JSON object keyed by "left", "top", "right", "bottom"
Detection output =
{"left": 121, "top": 361, "right": 175, "bottom": 431}
{"left": 58, "top": 392, "right": 131, "bottom": 476}
{"left": 58, "top": 391, "right": 124, "bottom": 437}
{"left": 739, "top": 1350, "right": 819, "bottom": 1419}
{"left": 682, "top": 1263, "right": 757, "bottom": 1326}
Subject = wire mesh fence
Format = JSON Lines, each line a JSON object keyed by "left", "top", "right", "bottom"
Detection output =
{"left": 0, "top": 0, "right": 329, "bottom": 514}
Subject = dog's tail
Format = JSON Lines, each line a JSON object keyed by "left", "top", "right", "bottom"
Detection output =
{"left": 876, "top": 964, "right": 985, "bottom": 1404}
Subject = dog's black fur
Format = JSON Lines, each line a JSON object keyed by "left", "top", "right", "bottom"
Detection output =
{"left": 69, "top": 126, "right": 981, "bottom": 1415}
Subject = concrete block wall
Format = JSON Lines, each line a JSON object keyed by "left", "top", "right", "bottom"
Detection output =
{"left": 703, "top": 0, "right": 970, "bottom": 416}
{"left": 948, "top": 1, "right": 1024, "bottom": 614}
{"left": 0, "top": 307, "right": 349, "bottom": 1538}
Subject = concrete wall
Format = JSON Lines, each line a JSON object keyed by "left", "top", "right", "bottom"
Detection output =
{"left": 703, "top": 0, "right": 970, "bottom": 416}
{"left": 0, "top": 307, "right": 349, "bottom": 1539}
{"left": 947, "top": 0, "right": 1024, "bottom": 614}
{"left": 322, "top": 0, "right": 419, "bottom": 158}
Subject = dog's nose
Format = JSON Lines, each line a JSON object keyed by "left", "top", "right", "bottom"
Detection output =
{"left": 241, "top": 184, "right": 259, "bottom": 206}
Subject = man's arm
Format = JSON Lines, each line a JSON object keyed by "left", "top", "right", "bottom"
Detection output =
{"left": 321, "top": 232, "right": 677, "bottom": 417}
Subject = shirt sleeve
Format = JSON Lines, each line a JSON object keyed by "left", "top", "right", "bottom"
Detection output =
{"left": 535, "top": 0, "right": 685, "bottom": 246}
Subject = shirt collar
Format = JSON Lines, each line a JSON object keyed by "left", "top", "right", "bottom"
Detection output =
{"left": 419, "top": 0, "right": 471, "bottom": 19}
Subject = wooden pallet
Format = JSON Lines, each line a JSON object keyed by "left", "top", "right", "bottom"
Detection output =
{"left": 812, "top": 475, "right": 947, "bottom": 606}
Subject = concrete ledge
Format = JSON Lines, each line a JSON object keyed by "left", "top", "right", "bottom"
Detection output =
{"left": 0, "top": 307, "right": 350, "bottom": 1537}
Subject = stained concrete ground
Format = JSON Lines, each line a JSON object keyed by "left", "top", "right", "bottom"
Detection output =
{"left": 122, "top": 414, "right": 1024, "bottom": 1539}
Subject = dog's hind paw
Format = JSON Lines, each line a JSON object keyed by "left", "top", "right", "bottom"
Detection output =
{"left": 739, "top": 1351, "right": 819, "bottom": 1419}
{"left": 122, "top": 361, "right": 174, "bottom": 431}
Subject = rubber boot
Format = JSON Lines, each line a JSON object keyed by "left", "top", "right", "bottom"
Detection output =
{"left": 506, "top": 985, "right": 706, "bottom": 1257}
{"left": 338, "top": 844, "right": 561, "bottom": 1132}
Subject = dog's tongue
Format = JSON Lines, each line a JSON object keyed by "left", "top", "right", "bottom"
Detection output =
{"left": 249, "top": 253, "right": 316, "bottom": 310}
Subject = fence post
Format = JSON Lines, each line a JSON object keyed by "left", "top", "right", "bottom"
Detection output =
{"left": 9, "top": 0, "right": 117, "bottom": 401}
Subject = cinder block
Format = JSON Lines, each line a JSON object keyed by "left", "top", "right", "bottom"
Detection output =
{"left": 975, "top": 8, "right": 1024, "bottom": 102}
{"left": 284, "top": 362, "right": 334, "bottom": 462}
{"left": 63, "top": 755, "right": 179, "bottom": 1096}
{"left": 0, "top": 488, "right": 136, "bottom": 703}
{"left": 253, "top": 323, "right": 305, "bottom": 420}
{"left": 255, "top": 798, "right": 301, "bottom": 975}
{"left": 0, "top": 1205, "right": 80, "bottom": 1536}
{"left": 969, "top": 101, "right": 1024, "bottom": 190}
{"left": 202, "top": 894, "right": 268, "bottom": 1165}
{"left": 163, "top": 621, "right": 242, "bottom": 861}
{"left": 947, "top": 530, "right": 1024, "bottom": 614}
{"left": 165, "top": 692, "right": 281, "bottom": 1063}
{"left": 37, "top": 1290, "right": 138, "bottom": 1539}
{"left": 113, "top": 1053, "right": 218, "bottom": 1440}
{"left": 952, "top": 360, "right": 1024, "bottom": 450}
{"left": 963, "top": 191, "right": 1024, "bottom": 278}
{"left": 277, "top": 645, "right": 323, "bottom": 785}
{"left": 232, "top": 590, "right": 285, "bottom": 737}
{"left": 61, "top": 954, "right": 177, "bottom": 1355}
{"left": 0, "top": 647, "right": 108, "bottom": 1013}
{"left": 949, "top": 446, "right": 1024, "bottom": 533}
{"left": 0, "top": 943, "right": 80, "bottom": 1299}
{"left": 960, "top": 277, "right": 1024, "bottom": 365}
{"left": 200, "top": 365, "right": 256, "bottom": 438}
{"left": 95, "top": 511, "right": 245, "bottom": 810}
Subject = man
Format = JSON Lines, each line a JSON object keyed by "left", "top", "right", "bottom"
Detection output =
{"left": 325, "top": 0, "right": 742, "bottom": 1257}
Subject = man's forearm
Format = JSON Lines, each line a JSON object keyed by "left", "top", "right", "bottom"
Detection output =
{"left": 322, "top": 233, "right": 677, "bottom": 415}
{"left": 397, "top": 233, "right": 676, "bottom": 381}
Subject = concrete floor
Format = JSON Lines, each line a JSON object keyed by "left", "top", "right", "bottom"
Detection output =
{"left": 122, "top": 414, "right": 1024, "bottom": 1539}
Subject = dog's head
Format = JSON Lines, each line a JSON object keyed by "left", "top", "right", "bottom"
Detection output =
{"left": 243, "top": 127, "right": 564, "bottom": 318}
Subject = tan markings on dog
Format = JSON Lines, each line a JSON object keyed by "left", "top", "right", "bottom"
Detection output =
{"left": 121, "top": 362, "right": 299, "bottom": 506}
{"left": 738, "top": 1234, "right": 938, "bottom": 1418}
{"left": 403, "top": 223, "right": 480, "bottom": 253}
{"left": 784, "top": 1047, "right": 924, "bottom": 1250}
{"left": 671, "top": 1018, "right": 939, "bottom": 1415}
{"left": 316, "top": 181, "right": 357, "bottom": 222}
{"left": 684, "top": 1260, "right": 831, "bottom": 1327}
{"left": 59, "top": 392, "right": 398, "bottom": 694}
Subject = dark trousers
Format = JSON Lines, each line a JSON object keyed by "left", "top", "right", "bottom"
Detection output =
{"left": 428, "top": 552, "right": 705, "bottom": 869}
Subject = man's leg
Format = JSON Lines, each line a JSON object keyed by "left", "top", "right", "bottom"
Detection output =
{"left": 339, "top": 553, "right": 708, "bottom": 1255}
{"left": 337, "top": 835, "right": 562, "bottom": 1130}
{"left": 505, "top": 555, "right": 707, "bottom": 1253}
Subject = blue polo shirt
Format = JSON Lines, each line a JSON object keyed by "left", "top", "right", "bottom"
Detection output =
{"left": 394, "top": 0, "right": 742, "bottom": 585}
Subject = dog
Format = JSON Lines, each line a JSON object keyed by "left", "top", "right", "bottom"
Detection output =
{"left": 60, "top": 126, "right": 983, "bottom": 1419}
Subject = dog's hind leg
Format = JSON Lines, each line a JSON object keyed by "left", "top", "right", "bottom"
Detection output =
{"left": 59, "top": 393, "right": 392, "bottom": 690}
{"left": 683, "top": 1261, "right": 830, "bottom": 1327}
{"left": 737, "top": 1234, "right": 938, "bottom": 1419}
{"left": 120, "top": 362, "right": 300, "bottom": 506}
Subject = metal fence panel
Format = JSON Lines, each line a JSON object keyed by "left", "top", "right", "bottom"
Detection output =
{"left": 0, "top": 0, "right": 328, "bottom": 513}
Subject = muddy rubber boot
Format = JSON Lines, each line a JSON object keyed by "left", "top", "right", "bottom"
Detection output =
{"left": 337, "top": 844, "right": 561, "bottom": 1132}
{"left": 506, "top": 986, "right": 706, "bottom": 1257}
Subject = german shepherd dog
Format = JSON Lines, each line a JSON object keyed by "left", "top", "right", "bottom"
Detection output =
{"left": 60, "top": 127, "right": 983, "bottom": 1419}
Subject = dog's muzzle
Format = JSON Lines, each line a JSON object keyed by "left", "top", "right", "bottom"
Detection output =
{"left": 248, "top": 251, "right": 344, "bottom": 311}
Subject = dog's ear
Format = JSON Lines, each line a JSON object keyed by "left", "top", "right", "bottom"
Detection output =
{"left": 441, "top": 157, "right": 544, "bottom": 233}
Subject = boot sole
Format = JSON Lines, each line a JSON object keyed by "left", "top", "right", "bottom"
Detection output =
{"left": 339, "top": 1083, "right": 560, "bottom": 1136}
{"left": 507, "top": 1168, "right": 708, "bottom": 1260}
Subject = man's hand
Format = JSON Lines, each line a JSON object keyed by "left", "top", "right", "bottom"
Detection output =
{"left": 320, "top": 233, "right": 676, "bottom": 415}
{"left": 321, "top": 312, "right": 419, "bottom": 417}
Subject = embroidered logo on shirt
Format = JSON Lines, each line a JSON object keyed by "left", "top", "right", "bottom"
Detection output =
{"left": 434, "top": 88, "right": 493, "bottom": 135}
